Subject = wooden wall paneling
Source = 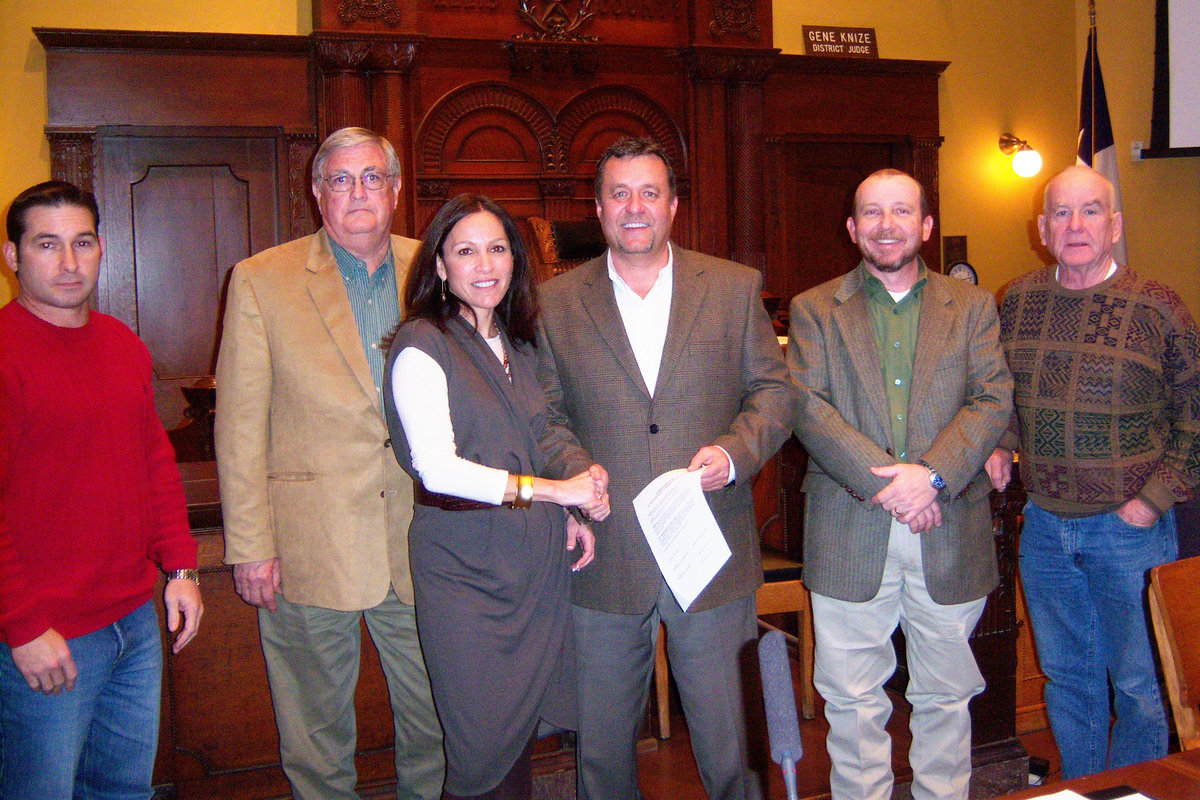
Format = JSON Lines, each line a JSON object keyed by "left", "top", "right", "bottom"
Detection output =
{"left": 36, "top": 29, "right": 315, "bottom": 131}
{"left": 155, "top": 558, "right": 404, "bottom": 798}
{"left": 95, "top": 131, "right": 283, "bottom": 428}
{"left": 761, "top": 136, "right": 907, "bottom": 303}
{"left": 683, "top": 68, "right": 729, "bottom": 259}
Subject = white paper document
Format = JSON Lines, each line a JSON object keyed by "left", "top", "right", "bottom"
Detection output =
{"left": 633, "top": 467, "right": 731, "bottom": 611}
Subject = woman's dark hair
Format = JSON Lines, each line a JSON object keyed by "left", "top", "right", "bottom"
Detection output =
{"left": 402, "top": 193, "right": 539, "bottom": 346}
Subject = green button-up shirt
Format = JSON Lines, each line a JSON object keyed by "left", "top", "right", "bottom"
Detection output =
{"left": 329, "top": 237, "right": 400, "bottom": 401}
{"left": 861, "top": 260, "right": 927, "bottom": 461}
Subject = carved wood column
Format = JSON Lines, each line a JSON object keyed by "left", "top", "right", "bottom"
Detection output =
{"left": 313, "top": 34, "right": 373, "bottom": 135}
{"left": 681, "top": 54, "right": 728, "bottom": 259}
{"left": 912, "top": 136, "right": 944, "bottom": 271}
{"left": 366, "top": 38, "right": 420, "bottom": 233}
{"left": 46, "top": 128, "right": 97, "bottom": 192}
{"left": 683, "top": 48, "right": 776, "bottom": 271}
{"left": 539, "top": 177, "right": 576, "bottom": 222}
{"left": 286, "top": 132, "right": 320, "bottom": 239}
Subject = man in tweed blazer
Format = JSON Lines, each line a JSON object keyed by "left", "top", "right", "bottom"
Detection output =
{"left": 538, "top": 138, "right": 795, "bottom": 800}
{"left": 788, "top": 170, "right": 1012, "bottom": 800}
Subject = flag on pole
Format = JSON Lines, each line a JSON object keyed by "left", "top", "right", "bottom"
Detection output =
{"left": 1078, "top": 15, "right": 1128, "bottom": 264}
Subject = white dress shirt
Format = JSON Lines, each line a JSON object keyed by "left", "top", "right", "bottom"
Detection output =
{"left": 606, "top": 245, "right": 735, "bottom": 483}
{"left": 607, "top": 247, "right": 673, "bottom": 397}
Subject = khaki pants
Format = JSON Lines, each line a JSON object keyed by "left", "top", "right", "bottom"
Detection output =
{"left": 259, "top": 588, "right": 445, "bottom": 800}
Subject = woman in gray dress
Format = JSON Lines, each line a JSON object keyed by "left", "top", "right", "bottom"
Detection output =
{"left": 383, "top": 194, "right": 609, "bottom": 800}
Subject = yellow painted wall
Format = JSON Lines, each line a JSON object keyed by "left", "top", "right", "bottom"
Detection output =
{"left": 1077, "top": 0, "right": 1200, "bottom": 317}
{"left": 774, "top": 1, "right": 1200, "bottom": 315}
{"left": 2, "top": 0, "right": 1197, "bottom": 315}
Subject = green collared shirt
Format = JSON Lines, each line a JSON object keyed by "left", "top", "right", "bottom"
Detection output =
{"left": 860, "top": 260, "right": 927, "bottom": 461}
{"left": 329, "top": 236, "right": 400, "bottom": 400}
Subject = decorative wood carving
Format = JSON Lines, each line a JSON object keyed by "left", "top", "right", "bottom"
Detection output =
{"left": 710, "top": 0, "right": 761, "bottom": 42}
{"left": 287, "top": 133, "right": 320, "bottom": 239}
{"left": 418, "top": 83, "right": 561, "bottom": 173}
{"left": 503, "top": 41, "right": 600, "bottom": 76}
{"left": 590, "top": 0, "right": 684, "bottom": 20}
{"left": 367, "top": 39, "right": 419, "bottom": 71}
{"left": 728, "top": 80, "right": 766, "bottom": 272}
{"left": 47, "top": 128, "right": 95, "bottom": 193}
{"left": 557, "top": 86, "right": 686, "bottom": 174}
{"left": 337, "top": 0, "right": 403, "bottom": 26}
{"left": 539, "top": 177, "right": 575, "bottom": 198}
{"left": 429, "top": 0, "right": 499, "bottom": 7}
{"left": 911, "top": 136, "right": 943, "bottom": 243}
{"left": 314, "top": 34, "right": 374, "bottom": 133}
{"left": 514, "top": 0, "right": 600, "bottom": 42}
{"left": 682, "top": 46, "right": 775, "bottom": 83}
{"left": 417, "top": 179, "right": 451, "bottom": 198}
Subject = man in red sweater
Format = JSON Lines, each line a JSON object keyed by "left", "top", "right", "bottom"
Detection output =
{"left": 0, "top": 181, "right": 203, "bottom": 798}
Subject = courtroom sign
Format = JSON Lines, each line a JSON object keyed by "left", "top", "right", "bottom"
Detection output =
{"left": 802, "top": 26, "right": 879, "bottom": 58}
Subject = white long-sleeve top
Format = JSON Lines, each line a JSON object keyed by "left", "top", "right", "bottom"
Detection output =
{"left": 390, "top": 336, "right": 510, "bottom": 505}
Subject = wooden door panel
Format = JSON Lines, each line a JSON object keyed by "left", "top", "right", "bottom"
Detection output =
{"left": 98, "top": 133, "right": 282, "bottom": 428}
{"left": 764, "top": 138, "right": 900, "bottom": 305}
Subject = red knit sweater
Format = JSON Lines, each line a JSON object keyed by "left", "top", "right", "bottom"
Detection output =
{"left": 0, "top": 301, "right": 196, "bottom": 648}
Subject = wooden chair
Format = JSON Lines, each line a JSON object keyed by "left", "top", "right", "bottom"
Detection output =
{"left": 527, "top": 216, "right": 607, "bottom": 280}
{"left": 1149, "top": 555, "right": 1200, "bottom": 750}
{"left": 651, "top": 551, "right": 817, "bottom": 739}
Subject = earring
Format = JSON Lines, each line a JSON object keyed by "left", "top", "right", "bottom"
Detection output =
{"left": 440, "top": 279, "right": 447, "bottom": 303}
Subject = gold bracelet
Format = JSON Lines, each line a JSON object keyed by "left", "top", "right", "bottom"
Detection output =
{"left": 513, "top": 474, "right": 534, "bottom": 509}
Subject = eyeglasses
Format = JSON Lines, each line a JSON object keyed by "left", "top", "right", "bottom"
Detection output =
{"left": 320, "top": 171, "right": 394, "bottom": 193}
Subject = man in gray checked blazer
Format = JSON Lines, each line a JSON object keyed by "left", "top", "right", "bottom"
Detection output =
{"left": 789, "top": 169, "right": 1012, "bottom": 800}
{"left": 537, "top": 138, "right": 795, "bottom": 800}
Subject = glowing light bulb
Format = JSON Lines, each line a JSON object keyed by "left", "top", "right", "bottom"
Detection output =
{"left": 1012, "top": 147, "right": 1043, "bottom": 177}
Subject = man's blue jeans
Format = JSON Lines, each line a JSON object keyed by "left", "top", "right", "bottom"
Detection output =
{"left": 0, "top": 601, "right": 163, "bottom": 799}
{"left": 1020, "top": 502, "right": 1176, "bottom": 779}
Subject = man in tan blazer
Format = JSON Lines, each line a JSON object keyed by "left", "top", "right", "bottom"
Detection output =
{"left": 537, "top": 138, "right": 795, "bottom": 800}
{"left": 215, "top": 128, "right": 443, "bottom": 800}
{"left": 788, "top": 170, "right": 1012, "bottom": 800}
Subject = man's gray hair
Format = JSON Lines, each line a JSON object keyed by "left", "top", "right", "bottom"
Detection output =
{"left": 311, "top": 127, "right": 402, "bottom": 186}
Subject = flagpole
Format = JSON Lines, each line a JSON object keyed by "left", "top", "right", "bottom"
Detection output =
{"left": 1089, "top": 0, "right": 1097, "bottom": 164}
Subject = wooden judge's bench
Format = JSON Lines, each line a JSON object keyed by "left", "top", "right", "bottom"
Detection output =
{"left": 35, "top": 0, "right": 1025, "bottom": 795}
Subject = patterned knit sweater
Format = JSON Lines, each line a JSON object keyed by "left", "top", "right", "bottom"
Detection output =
{"left": 999, "top": 265, "right": 1200, "bottom": 516}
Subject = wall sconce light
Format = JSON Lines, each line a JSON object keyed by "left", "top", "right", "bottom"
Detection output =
{"left": 999, "top": 133, "right": 1043, "bottom": 177}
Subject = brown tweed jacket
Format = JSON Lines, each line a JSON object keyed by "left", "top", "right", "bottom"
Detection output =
{"left": 536, "top": 247, "right": 796, "bottom": 614}
{"left": 788, "top": 266, "right": 1013, "bottom": 605}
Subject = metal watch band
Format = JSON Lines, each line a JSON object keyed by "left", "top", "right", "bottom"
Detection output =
{"left": 167, "top": 568, "right": 200, "bottom": 585}
{"left": 917, "top": 458, "right": 947, "bottom": 491}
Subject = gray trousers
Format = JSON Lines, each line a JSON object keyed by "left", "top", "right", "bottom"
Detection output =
{"left": 258, "top": 588, "right": 445, "bottom": 800}
{"left": 573, "top": 583, "right": 760, "bottom": 800}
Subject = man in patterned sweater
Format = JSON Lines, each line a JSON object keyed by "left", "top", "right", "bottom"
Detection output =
{"left": 987, "top": 165, "right": 1200, "bottom": 778}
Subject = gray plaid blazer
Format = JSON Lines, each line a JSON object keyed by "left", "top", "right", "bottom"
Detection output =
{"left": 788, "top": 267, "right": 1013, "bottom": 605}
{"left": 536, "top": 247, "right": 796, "bottom": 614}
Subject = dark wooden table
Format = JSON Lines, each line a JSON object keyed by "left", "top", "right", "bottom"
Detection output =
{"left": 999, "top": 749, "right": 1200, "bottom": 799}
